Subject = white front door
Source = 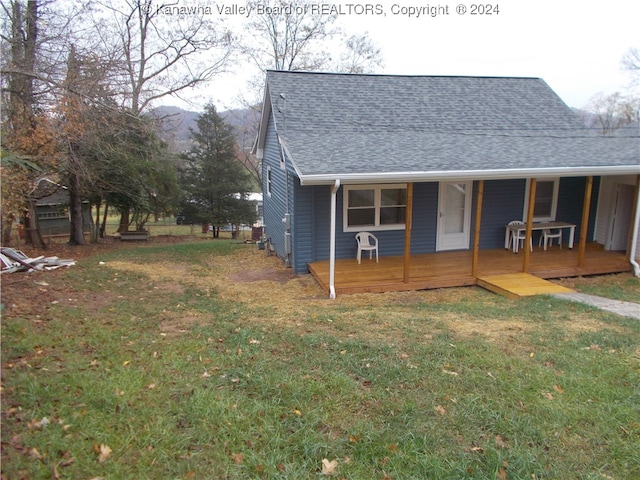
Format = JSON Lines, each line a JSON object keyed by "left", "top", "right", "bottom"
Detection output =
{"left": 437, "top": 181, "right": 472, "bottom": 251}
{"left": 607, "top": 183, "right": 633, "bottom": 251}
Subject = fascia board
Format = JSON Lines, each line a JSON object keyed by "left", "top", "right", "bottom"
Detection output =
{"left": 251, "top": 82, "right": 273, "bottom": 158}
{"left": 298, "top": 165, "right": 640, "bottom": 186}
{"left": 277, "top": 136, "right": 305, "bottom": 180}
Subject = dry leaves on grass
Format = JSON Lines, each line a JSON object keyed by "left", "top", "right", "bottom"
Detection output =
{"left": 95, "top": 443, "right": 112, "bottom": 463}
{"left": 28, "top": 417, "right": 50, "bottom": 430}
{"left": 321, "top": 458, "right": 338, "bottom": 475}
{"left": 497, "top": 465, "right": 507, "bottom": 480}
{"left": 495, "top": 435, "right": 508, "bottom": 449}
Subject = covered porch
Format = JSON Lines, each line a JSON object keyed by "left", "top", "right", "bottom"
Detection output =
{"left": 308, "top": 243, "right": 632, "bottom": 296}
{"left": 317, "top": 176, "right": 639, "bottom": 297}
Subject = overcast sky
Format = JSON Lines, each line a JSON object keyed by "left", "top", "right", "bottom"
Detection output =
{"left": 185, "top": 0, "right": 639, "bottom": 111}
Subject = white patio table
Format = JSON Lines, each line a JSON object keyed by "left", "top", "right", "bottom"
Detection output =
{"left": 504, "top": 221, "right": 576, "bottom": 253}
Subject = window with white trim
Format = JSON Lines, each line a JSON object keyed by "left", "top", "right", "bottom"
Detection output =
{"left": 266, "top": 166, "right": 272, "bottom": 196}
{"left": 343, "top": 184, "right": 407, "bottom": 232}
{"left": 524, "top": 178, "right": 559, "bottom": 222}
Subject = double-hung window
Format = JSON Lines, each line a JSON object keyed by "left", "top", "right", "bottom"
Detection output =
{"left": 343, "top": 184, "right": 407, "bottom": 232}
{"left": 524, "top": 178, "right": 559, "bottom": 222}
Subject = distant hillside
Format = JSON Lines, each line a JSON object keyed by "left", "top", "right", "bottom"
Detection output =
{"left": 152, "top": 105, "right": 261, "bottom": 153}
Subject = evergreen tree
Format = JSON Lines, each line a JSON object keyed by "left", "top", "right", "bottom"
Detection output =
{"left": 179, "top": 103, "right": 256, "bottom": 236}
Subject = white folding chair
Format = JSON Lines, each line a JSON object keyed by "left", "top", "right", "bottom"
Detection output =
{"left": 508, "top": 220, "right": 532, "bottom": 253}
{"left": 539, "top": 228, "right": 562, "bottom": 250}
{"left": 355, "top": 232, "right": 379, "bottom": 264}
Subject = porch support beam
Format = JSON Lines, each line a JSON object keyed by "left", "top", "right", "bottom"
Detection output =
{"left": 577, "top": 176, "right": 593, "bottom": 268}
{"left": 627, "top": 175, "right": 640, "bottom": 259}
{"left": 523, "top": 178, "right": 536, "bottom": 273}
{"left": 472, "top": 180, "right": 484, "bottom": 277}
{"left": 328, "top": 179, "right": 340, "bottom": 299}
{"left": 403, "top": 183, "right": 414, "bottom": 283}
{"left": 630, "top": 174, "right": 640, "bottom": 277}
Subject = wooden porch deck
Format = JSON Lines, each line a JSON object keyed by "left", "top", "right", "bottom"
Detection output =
{"left": 307, "top": 244, "right": 632, "bottom": 296}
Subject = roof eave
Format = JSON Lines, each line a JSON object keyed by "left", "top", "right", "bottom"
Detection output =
{"left": 298, "top": 165, "right": 640, "bottom": 186}
{"left": 251, "top": 81, "right": 273, "bottom": 158}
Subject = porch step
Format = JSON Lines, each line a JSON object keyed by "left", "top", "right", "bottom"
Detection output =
{"left": 477, "top": 273, "right": 574, "bottom": 300}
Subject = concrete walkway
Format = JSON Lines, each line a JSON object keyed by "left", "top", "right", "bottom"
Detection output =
{"left": 552, "top": 292, "right": 640, "bottom": 320}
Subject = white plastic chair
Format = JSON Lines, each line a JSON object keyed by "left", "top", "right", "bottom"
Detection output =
{"left": 508, "top": 220, "right": 532, "bottom": 253}
{"left": 539, "top": 228, "right": 562, "bottom": 250}
{"left": 355, "top": 232, "right": 379, "bottom": 264}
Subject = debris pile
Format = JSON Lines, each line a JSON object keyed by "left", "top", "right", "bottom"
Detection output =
{"left": 0, "top": 247, "right": 75, "bottom": 274}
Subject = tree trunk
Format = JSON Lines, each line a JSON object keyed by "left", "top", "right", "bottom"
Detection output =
{"left": 118, "top": 208, "right": 130, "bottom": 233}
{"left": 25, "top": 200, "right": 45, "bottom": 249}
{"left": 93, "top": 202, "right": 100, "bottom": 243}
{"left": 101, "top": 202, "right": 109, "bottom": 238}
{"left": 68, "top": 172, "right": 86, "bottom": 245}
{"left": 2, "top": 214, "right": 15, "bottom": 246}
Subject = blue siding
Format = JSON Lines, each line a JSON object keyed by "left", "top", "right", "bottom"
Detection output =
{"left": 262, "top": 110, "right": 316, "bottom": 271}
{"left": 313, "top": 188, "right": 408, "bottom": 263}
{"left": 292, "top": 181, "right": 315, "bottom": 272}
{"left": 411, "top": 183, "right": 440, "bottom": 253}
{"left": 479, "top": 179, "right": 527, "bottom": 249}
{"left": 301, "top": 183, "right": 441, "bottom": 271}
{"left": 556, "top": 176, "right": 600, "bottom": 242}
{"left": 261, "top": 115, "right": 289, "bottom": 263}
{"left": 311, "top": 185, "right": 330, "bottom": 264}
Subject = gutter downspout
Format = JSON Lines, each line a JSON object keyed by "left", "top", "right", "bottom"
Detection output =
{"left": 329, "top": 179, "right": 340, "bottom": 299}
{"left": 630, "top": 180, "right": 640, "bottom": 277}
{"left": 279, "top": 140, "right": 292, "bottom": 268}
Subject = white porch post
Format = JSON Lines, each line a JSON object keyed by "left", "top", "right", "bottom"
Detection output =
{"left": 329, "top": 179, "right": 340, "bottom": 299}
{"left": 630, "top": 175, "right": 640, "bottom": 277}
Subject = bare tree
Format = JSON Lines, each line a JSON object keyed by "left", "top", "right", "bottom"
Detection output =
{"left": 337, "top": 32, "right": 384, "bottom": 74}
{"left": 581, "top": 91, "right": 640, "bottom": 133}
{"left": 243, "top": 0, "right": 338, "bottom": 72}
{"left": 1, "top": 1, "right": 87, "bottom": 114}
{"left": 2, "top": 0, "right": 38, "bottom": 130}
{"left": 242, "top": 0, "right": 382, "bottom": 74}
{"left": 621, "top": 47, "right": 640, "bottom": 89}
{"left": 230, "top": 108, "right": 262, "bottom": 185}
{"left": 86, "top": 0, "right": 234, "bottom": 231}
{"left": 93, "top": 0, "right": 234, "bottom": 114}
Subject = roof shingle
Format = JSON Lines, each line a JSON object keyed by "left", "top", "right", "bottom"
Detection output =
{"left": 263, "top": 70, "right": 640, "bottom": 182}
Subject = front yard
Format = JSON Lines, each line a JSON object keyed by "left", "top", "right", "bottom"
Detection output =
{"left": 2, "top": 239, "right": 639, "bottom": 479}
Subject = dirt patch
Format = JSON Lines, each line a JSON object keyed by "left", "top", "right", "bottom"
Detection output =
{"left": 229, "top": 267, "right": 295, "bottom": 283}
{"left": 1, "top": 268, "right": 116, "bottom": 320}
{"left": 160, "top": 314, "right": 206, "bottom": 337}
{"left": 105, "top": 261, "right": 190, "bottom": 284}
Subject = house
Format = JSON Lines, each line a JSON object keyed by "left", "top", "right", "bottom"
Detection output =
{"left": 28, "top": 178, "right": 93, "bottom": 238}
{"left": 253, "top": 71, "right": 640, "bottom": 297}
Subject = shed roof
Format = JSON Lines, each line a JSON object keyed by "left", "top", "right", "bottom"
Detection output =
{"left": 256, "top": 71, "right": 639, "bottom": 185}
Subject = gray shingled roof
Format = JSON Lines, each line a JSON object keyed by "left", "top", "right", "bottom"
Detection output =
{"left": 262, "top": 71, "right": 639, "bottom": 184}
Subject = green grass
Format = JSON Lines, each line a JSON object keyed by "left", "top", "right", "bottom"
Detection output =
{"left": 2, "top": 240, "right": 639, "bottom": 479}
{"left": 565, "top": 274, "right": 640, "bottom": 303}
